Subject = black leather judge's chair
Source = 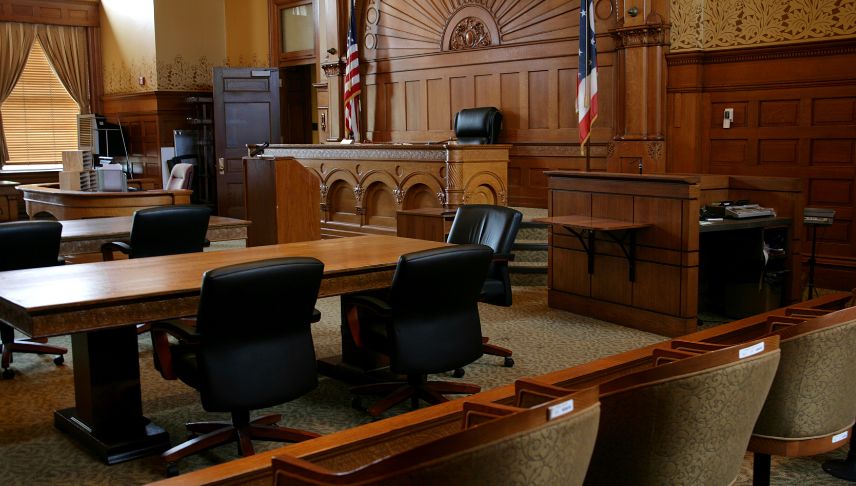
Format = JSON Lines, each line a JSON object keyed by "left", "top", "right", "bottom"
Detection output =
{"left": 101, "top": 205, "right": 211, "bottom": 260}
{"left": 347, "top": 244, "right": 493, "bottom": 417}
{"left": 0, "top": 221, "right": 67, "bottom": 379}
{"left": 447, "top": 204, "right": 523, "bottom": 368}
{"left": 454, "top": 107, "right": 503, "bottom": 144}
{"left": 150, "top": 257, "right": 325, "bottom": 476}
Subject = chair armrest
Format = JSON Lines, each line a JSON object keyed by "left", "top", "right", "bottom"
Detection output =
{"left": 784, "top": 307, "right": 832, "bottom": 317}
{"left": 101, "top": 241, "right": 132, "bottom": 261}
{"left": 669, "top": 340, "right": 728, "bottom": 354}
{"left": 272, "top": 455, "right": 345, "bottom": 485}
{"left": 765, "top": 315, "right": 806, "bottom": 334}
{"left": 493, "top": 253, "right": 515, "bottom": 263}
{"left": 150, "top": 318, "right": 199, "bottom": 380}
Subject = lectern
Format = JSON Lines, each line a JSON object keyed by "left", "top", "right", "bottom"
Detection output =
{"left": 243, "top": 157, "right": 320, "bottom": 246}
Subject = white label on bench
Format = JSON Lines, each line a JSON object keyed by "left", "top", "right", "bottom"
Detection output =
{"left": 739, "top": 342, "right": 765, "bottom": 359}
{"left": 833, "top": 431, "right": 849, "bottom": 443}
{"left": 548, "top": 399, "right": 574, "bottom": 420}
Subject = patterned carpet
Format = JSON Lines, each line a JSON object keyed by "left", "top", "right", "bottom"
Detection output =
{"left": 0, "top": 287, "right": 850, "bottom": 485}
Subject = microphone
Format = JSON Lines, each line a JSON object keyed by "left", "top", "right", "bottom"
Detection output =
{"left": 249, "top": 141, "right": 269, "bottom": 157}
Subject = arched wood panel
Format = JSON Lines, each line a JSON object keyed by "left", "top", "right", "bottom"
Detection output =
{"left": 356, "top": 0, "right": 618, "bottom": 207}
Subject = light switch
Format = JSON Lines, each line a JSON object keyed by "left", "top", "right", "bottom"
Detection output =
{"left": 723, "top": 108, "right": 734, "bottom": 129}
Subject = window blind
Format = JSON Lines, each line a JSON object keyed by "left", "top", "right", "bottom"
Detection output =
{"left": 1, "top": 39, "right": 79, "bottom": 165}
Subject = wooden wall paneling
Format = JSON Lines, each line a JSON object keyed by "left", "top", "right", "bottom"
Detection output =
{"left": 426, "top": 78, "right": 447, "bottom": 132}
{"left": 551, "top": 247, "right": 590, "bottom": 296}
{"left": 355, "top": 0, "right": 619, "bottom": 208}
{"left": 590, "top": 254, "right": 633, "bottom": 305}
{"left": 670, "top": 41, "right": 856, "bottom": 289}
{"left": 0, "top": 0, "right": 98, "bottom": 26}
{"left": 404, "top": 80, "right": 421, "bottom": 131}
{"left": 102, "top": 92, "right": 206, "bottom": 187}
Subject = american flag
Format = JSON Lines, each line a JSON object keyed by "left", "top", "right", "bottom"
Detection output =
{"left": 344, "top": 0, "right": 361, "bottom": 140}
{"left": 576, "top": 0, "right": 598, "bottom": 151}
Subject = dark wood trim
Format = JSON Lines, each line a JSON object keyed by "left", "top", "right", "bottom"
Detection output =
{"left": 0, "top": 0, "right": 99, "bottom": 26}
{"left": 269, "top": 0, "right": 319, "bottom": 67}
{"left": 667, "top": 39, "right": 856, "bottom": 66}
{"left": 86, "top": 25, "right": 102, "bottom": 114}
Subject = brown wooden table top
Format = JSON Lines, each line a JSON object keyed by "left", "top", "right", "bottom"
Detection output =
{"left": 0, "top": 235, "right": 448, "bottom": 337}
{"left": 58, "top": 215, "right": 251, "bottom": 241}
{"left": 533, "top": 215, "right": 652, "bottom": 232}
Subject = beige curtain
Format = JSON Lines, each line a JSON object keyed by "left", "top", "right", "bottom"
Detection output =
{"left": 36, "top": 23, "right": 90, "bottom": 115}
{"left": 0, "top": 22, "right": 36, "bottom": 164}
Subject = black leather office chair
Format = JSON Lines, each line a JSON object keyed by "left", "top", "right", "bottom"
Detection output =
{"left": 346, "top": 244, "right": 493, "bottom": 416}
{"left": 0, "top": 221, "right": 67, "bottom": 379}
{"left": 150, "top": 257, "right": 325, "bottom": 475}
{"left": 447, "top": 204, "right": 523, "bottom": 368}
{"left": 454, "top": 107, "right": 503, "bottom": 144}
{"left": 101, "top": 205, "right": 211, "bottom": 260}
{"left": 101, "top": 205, "right": 212, "bottom": 334}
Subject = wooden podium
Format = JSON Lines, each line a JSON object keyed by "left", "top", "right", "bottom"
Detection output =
{"left": 243, "top": 157, "right": 320, "bottom": 246}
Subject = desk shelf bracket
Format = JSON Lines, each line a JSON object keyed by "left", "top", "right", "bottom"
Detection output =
{"left": 562, "top": 226, "right": 640, "bottom": 282}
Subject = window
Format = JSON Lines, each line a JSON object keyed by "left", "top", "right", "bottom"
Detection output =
{"left": 1, "top": 38, "right": 79, "bottom": 165}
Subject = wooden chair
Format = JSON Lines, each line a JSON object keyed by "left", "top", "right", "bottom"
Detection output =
{"left": 582, "top": 337, "right": 782, "bottom": 485}
{"left": 150, "top": 257, "right": 325, "bottom": 476}
{"left": 346, "top": 244, "right": 493, "bottom": 416}
{"left": 748, "top": 305, "right": 856, "bottom": 485}
{"left": 0, "top": 221, "right": 67, "bottom": 379}
{"left": 272, "top": 387, "right": 600, "bottom": 485}
{"left": 446, "top": 204, "right": 523, "bottom": 368}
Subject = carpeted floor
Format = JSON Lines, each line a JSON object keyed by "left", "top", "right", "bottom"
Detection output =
{"left": 0, "top": 287, "right": 850, "bottom": 485}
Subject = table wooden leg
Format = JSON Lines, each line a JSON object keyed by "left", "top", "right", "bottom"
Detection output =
{"left": 53, "top": 326, "right": 170, "bottom": 464}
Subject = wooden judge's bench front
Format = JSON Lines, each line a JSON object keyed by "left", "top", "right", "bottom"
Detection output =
{"left": 255, "top": 143, "right": 509, "bottom": 238}
{"left": 541, "top": 172, "right": 803, "bottom": 337}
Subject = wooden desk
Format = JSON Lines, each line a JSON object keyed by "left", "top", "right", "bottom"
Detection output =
{"left": 0, "top": 180, "right": 20, "bottom": 221}
{"left": 149, "top": 291, "right": 852, "bottom": 486}
{"left": 698, "top": 216, "right": 792, "bottom": 233}
{"left": 395, "top": 207, "right": 457, "bottom": 241}
{"left": 542, "top": 172, "right": 803, "bottom": 337}
{"left": 17, "top": 183, "right": 191, "bottom": 220}
{"left": 534, "top": 215, "right": 651, "bottom": 281}
{"left": 0, "top": 235, "right": 447, "bottom": 464}
{"left": 58, "top": 215, "right": 251, "bottom": 256}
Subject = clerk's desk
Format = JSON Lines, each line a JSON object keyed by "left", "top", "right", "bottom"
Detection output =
{"left": 540, "top": 172, "right": 803, "bottom": 337}
{"left": 17, "top": 182, "right": 191, "bottom": 220}
{"left": 0, "top": 235, "right": 448, "bottom": 464}
{"left": 57, "top": 215, "right": 251, "bottom": 259}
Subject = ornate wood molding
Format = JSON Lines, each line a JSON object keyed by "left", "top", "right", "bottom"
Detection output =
{"left": 667, "top": 38, "right": 856, "bottom": 66}
{"left": 321, "top": 59, "right": 344, "bottom": 77}
{"left": 612, "top": 22, "right": 669, "bottom": 48}
{"left": 265, "top": 146, "right": 448, "bottom": 162}
{"left": 449, "top": 17, "right": 492, "bottom": 51}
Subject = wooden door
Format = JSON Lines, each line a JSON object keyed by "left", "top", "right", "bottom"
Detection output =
{"left": 213, "top": 67, "right": 281, "bottom": 219}
{"left": 281, "top": 65, "right": 313, "bottom": 144}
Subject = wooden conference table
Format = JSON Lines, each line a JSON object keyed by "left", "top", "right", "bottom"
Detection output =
{"left": 0, "top": 235, "right": 448, "bottom": 464}
{"left": 58, "top": 215, "right": 251, "bottom": 257}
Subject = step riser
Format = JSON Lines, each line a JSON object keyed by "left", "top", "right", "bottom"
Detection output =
{"left": 510, "top": 208, "right": 548, "bottom": 285}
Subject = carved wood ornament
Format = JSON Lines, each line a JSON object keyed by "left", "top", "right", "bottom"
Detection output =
{"left": 449, "top": 17, "right": 492, "bottom": 50}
